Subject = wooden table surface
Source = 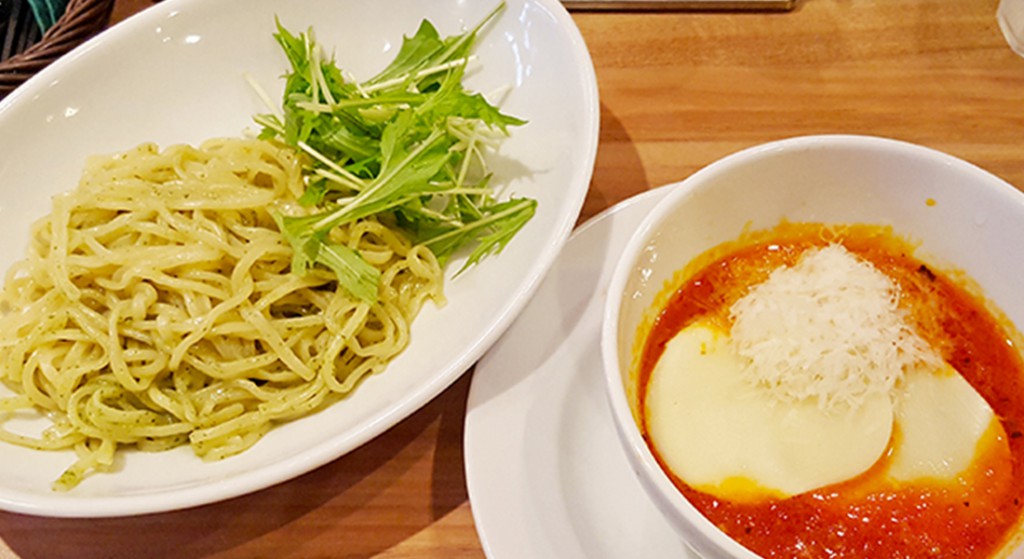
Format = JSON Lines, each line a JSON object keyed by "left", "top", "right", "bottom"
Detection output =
{"left": 2, "top": 1, "right": 1023, "bottom": 558}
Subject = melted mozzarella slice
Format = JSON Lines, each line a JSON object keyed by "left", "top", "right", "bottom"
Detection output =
{"left": 646, "top": 321, "right": 893, "bottom": 501}
{"left": 888, "top": 363, "right": 1001, "bottom": 481}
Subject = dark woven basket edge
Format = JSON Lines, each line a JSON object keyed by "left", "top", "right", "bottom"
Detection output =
{"left": 0, "top": 0, "right": 116, "bottom": 98}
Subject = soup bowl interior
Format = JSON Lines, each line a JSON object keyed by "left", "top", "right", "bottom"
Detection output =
{"left": 600, "top": 134, "right": 1024, "bottom": 558}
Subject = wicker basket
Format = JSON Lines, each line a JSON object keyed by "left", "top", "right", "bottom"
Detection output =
{"left": 0, "top": 0, "right": 115, "bottom": 99}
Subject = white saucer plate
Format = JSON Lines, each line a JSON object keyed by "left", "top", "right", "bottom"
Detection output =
{"left": 465, "top": 188, "right": 700, "bottom": 559}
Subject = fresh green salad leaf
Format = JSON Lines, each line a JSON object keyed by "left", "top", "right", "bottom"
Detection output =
{"left": 257, "top": 2, "right": 533, "bottom": 303}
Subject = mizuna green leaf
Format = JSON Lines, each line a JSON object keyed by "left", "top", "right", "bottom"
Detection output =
{"left": 258, "top": 2, "right": 532, "bottom": 303}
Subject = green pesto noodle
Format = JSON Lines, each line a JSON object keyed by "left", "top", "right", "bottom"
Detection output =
{"left": 0, "top": 138, "right": 444, "bottom": 490}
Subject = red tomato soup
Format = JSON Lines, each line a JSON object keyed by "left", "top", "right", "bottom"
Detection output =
{"left": 637, "top": 224, "right": 1024, "bottom": 559}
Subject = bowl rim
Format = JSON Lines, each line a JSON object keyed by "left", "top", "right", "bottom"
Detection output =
{"left": 599, "top": 133, "right": 1023, "bottom": 558}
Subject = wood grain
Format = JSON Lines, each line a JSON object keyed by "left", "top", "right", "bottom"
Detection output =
{"left": 577, "top": 0, "right": 1024, "bottom": 224}
{"left": 1, "top": 1, "right": 1022, "bottom": 558}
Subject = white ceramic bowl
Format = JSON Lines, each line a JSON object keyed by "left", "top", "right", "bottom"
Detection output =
{"left": 0, "top": 0, "right": 598, "bottom": 516}
{"left": 601, "top": 135, "right": 1024, "bottom": 558}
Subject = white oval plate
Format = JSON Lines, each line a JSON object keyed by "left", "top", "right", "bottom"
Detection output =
{"left": 465, "top": 189, "right": 699, "bottom": 559}
{"left": 0, "top": 0, "right": 598, "bottom": 517}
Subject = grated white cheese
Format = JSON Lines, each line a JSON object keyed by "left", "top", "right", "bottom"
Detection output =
{"left": 728, "top": 244, "right": 938, "bottom": 411}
